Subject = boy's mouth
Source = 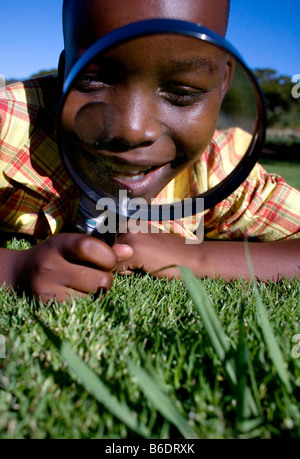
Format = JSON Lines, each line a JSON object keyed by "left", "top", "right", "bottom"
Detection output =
{"left": 98, "top": 156, "right": 173, "bottom": 198}
{"left": 73, "top": 143, "right": 183, "bottom": 200}
{"left": 101, "top": 158, "right": 157, "bottom": 182}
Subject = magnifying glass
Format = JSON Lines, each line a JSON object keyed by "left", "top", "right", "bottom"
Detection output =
{"left": 57, "top": 19, "right": 266, "bottom": 244}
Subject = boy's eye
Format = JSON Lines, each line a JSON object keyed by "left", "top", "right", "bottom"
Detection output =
{"left": 159, "top": 84, "right": 208, "bottom": 107}
{"left": 74, "top": 74, "right": 109, "bottom": 93}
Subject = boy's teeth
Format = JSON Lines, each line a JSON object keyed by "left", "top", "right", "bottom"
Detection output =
{"left": 114, "top": 171, "right": 146, "bottom": 181}
{"left": 102, "top": 160, "right": 153, "bottom": 179}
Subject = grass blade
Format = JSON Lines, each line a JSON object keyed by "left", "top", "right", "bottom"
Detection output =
{"left": 245, "top": 344, "right": 263, "bottom": 418}
{"left": 236, "top": 303, "right": 248, "bottom": 424}
{"left": 255, "top": 295, "right": 292, "bottom": 394}
{"left": 36, "top": 318, "right": 150, "bottom": 437}
{"left": 180, "top": 266, "right": 237, "bottom": 385}
{"left": 235, "top": 303, "right": 262, "bottom": 429}
{"left": 127, "top": 359, "right": 198, "bottom": 439}
{"left": 244, "top": 242, "right": 293, "bottom": 394}
{"left": 180, "top": 266, "right": 259, "bottom": 419}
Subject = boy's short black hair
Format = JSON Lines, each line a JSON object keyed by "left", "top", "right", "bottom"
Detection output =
{"left": 62, "top": 0, "right": 231, "bottom": 37}
{"left": 225, "top": 0, "right": 231, "bottom": 28}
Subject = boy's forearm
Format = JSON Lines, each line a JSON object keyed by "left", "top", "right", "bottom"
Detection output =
{"left": 185, "top": 239, "right": 300, "bottom": 282}
{"left": 117, "top": 231, "right": 300, "bottom": 282}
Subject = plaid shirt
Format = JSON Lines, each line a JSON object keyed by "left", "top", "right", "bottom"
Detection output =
{"left": 0, "top": 75, "right": 299, "bottom": 242}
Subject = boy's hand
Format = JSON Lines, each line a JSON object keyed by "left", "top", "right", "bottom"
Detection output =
{"left": 3, "top": 233, "right": 133, "bottom": 303}
{"left": 115, "top": 230, "right": 187, "bottom": 278}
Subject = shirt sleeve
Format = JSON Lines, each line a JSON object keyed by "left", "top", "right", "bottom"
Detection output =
{"left": 154, "top": 127, "right": 300, "bottom": 242}
{"left": 204, "top": 162, "right": 300, "bottom": 241}
{"left": 0, "top": 79, "right": 80, "bottom": 240}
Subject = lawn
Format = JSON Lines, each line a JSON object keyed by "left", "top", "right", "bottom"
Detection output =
{"left": 259, "top": 137, "right": 300, "bottom": 190}
{"left": 259, "top": 158, "right": 300, "bottom": 191}
{"left": 0, "top": 154, "right": 300, "bottom": 440}
{"left": 0, "top": 237, "right": 299, "bottom": 439}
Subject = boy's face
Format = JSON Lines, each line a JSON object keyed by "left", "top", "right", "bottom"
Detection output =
{"left": 62, "top": 0, "right": 233, "bottom": 201}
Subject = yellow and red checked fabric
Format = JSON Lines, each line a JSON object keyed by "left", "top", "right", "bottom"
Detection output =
{"left": 0, "top": 76, "right": 80, "bottom": 239}
{"left": 0, "top": 76, "right": 299, "bottom": 242}
{"left": 154, "top": 128, "right": 300, "bottom": 242}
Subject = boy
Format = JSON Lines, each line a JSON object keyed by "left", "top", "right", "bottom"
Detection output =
{"left": 0, "top": 0, "right": 299, "bottom": 303}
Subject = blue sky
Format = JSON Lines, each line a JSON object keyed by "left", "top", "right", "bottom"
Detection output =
{"left": 1, "top": 0, "right": 299, "bottom": 81}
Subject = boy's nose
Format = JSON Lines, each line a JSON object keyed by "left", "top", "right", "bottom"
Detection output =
{"left": 107, "top": 89, "right": 162, "bottom": 150}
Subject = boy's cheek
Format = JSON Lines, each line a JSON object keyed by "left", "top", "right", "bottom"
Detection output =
{"left": 175, "top": 123, "right": 217, "bottom": 163}
{"left": 171, "top": 97, "right": 222, "bottom": 160}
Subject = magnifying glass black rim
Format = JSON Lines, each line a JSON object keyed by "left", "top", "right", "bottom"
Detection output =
{"left": 58, "top": 18, "right": 266, "bottom": 221}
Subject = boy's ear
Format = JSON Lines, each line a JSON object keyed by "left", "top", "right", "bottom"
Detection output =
{"left": 221, "top": 55, "right": 235, "bottom": 100}
{"left": 58, "top": 50, "right": 66, "bottom": 88}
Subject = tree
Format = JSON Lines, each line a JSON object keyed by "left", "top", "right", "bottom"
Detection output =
{"left": 253, "top": 68, "right": 300, "bottom": 128}
{"left": 30, "top": 69, "right": 57, "bottom": 78}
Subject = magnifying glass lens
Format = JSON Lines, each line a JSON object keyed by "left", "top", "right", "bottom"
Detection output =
{"left": 58, "top": 20, "right": 265, "bottom": 235}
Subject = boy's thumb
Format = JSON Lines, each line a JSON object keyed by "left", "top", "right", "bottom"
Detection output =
{"left": 113, "top": 243, "right": 134, "bottom": 260}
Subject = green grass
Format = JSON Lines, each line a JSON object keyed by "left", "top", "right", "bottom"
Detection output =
{"left": 0, "top": 238, "right": 299, "bottom": 439}
{"left": 259, "top": 158, "right": 300, "bottom": 191}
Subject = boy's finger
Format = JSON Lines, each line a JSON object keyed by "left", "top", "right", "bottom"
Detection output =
{"left": 113, "top": 244, "right": 134, "bottom": 261}
{"left": 60, "top": 258, "right": 115, "bottom": 293}
{"left": 54, "top": 233, "right": 118, "bottom": 271}
{"left": 44, "top": 287, "right": 87, "bottom": 303}
{"left": 116, "top": 269, "right": 134, "bottom": 276}
{"left": 36, "top": 266, "right": 113, "bottom": 302}
{"left": 61, "top": 288, "right": 87, "bottom": 302}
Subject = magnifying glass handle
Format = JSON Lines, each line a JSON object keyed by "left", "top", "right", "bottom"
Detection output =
{"left": 91, "top": 227, "right": 117, "bottom": 247}
{"left": 90, "top": 212, "right": 122, "bottom": 247}
{"left": 75, "top": 195, "right": 119, "bottom": 246}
